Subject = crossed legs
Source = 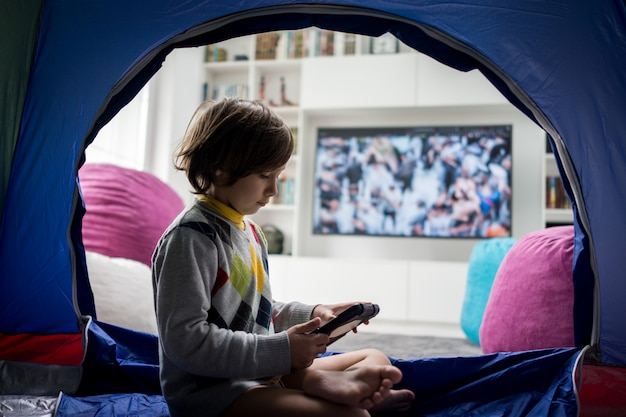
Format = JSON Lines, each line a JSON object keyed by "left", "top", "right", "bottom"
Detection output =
{"left": 222, "top": 349, "right": 415, "bottom": 417}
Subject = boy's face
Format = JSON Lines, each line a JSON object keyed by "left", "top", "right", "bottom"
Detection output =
{"left": 213, "top": 165, "right": 285, "bottom": 215}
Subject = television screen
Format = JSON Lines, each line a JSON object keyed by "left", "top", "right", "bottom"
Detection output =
{"left": 313, "top": 125, "right": 512, "bottom": 238}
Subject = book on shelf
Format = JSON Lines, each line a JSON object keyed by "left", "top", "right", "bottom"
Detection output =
{"left": 546, "top": 175, "right": 571, "bottom": 209}
{"left": 272, "top": 175, "right": 295, "bottom": 205}
{"left": 255, "top": 33, "right": 281, "bottom": 60}
{"left": 308, "top": 29, "right": 335, "bottom": 57}
{"left": 343, "top": 33, "right": 356, "bottom": 55}
{"left": 274, "top": 30, "right": 307, "bottom": 59}
{"left": 292, "top": 30, "right": 307, "bottom": 58}
{"left": 207, "top": 31, "right": 362, "bottom": 64}
{"left": 206, "top": 83, "right": 249, "bottom": 101}
{"left": 263, "top": 29, "right": 337, "bottom": 60}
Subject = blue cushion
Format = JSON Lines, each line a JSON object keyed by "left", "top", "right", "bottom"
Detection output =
{"left": 461, "top": 237, "right": 516, "bottom": 345}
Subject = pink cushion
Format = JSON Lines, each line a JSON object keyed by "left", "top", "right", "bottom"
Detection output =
{"left": 79, "top": 163, "right": 185, "bottom": 266}
{"left": 480, "top": 226, "right": 575, "bottom": 353}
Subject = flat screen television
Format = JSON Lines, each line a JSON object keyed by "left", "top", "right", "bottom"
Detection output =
{"left": 312, "top": 125, "right": 512, "bottom": 238}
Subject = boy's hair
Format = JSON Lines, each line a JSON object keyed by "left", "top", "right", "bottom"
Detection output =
{"left": 175, "top": 98, "right": 294, "bottom": 195}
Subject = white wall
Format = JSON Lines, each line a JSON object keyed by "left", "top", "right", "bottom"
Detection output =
{"left": 143, "top": 46, "right": 206, "bottom": 205}
{"left": 87, "top": 87, "right": 150, "bottom": 170}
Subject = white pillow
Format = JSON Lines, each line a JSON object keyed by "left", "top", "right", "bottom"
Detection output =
{"left": 85, "top": 250, "right": 157, "bottom": 335}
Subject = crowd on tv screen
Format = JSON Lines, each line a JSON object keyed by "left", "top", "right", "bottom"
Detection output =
{"left": 313, "top": 128, "right": 512, "bottom": 238}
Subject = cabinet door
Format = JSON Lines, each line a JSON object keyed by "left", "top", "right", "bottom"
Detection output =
{"left": 300, "top": 54, "right": 419, "bottom": 109}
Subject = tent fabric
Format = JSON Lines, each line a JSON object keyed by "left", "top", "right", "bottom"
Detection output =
{"left": 390, "top": 348, "right": 584, "bottom": 417}
{"left": 577, "top": 364, "right": 626, "bottom": 417}
{"left": 54, "top": 347, "right": 584, "bottom": 417}
{"left": 1, "top": 0, "right": 626, "bottom": 412}
{"left": 76, "top": 321, "right": 161, "bottom": 397}
{"left": 56, "top": 393, "right": 170, "bottom": 417}
{"left": 0, "top": 1, "right": 42, "bottom": 221}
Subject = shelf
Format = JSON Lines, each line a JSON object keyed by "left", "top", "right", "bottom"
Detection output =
{"left": 205, "top": 58, "right": 302, "bottom": 72}
{"left": 255, "top": 59, "right": 303, "bottom": 71}
{"left": 204, "top": 60, "right": 249, "bottom": 74}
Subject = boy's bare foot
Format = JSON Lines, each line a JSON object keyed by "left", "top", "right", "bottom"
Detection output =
{"left": 369, "top": 388, "right": 415, "bottom": 413}
{"left": 303, "top": 365, "right": 403, "bottom": 409}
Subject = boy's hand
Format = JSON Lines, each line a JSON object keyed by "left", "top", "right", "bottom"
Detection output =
{"left": 286, "top": 318, "right": 329, "bottom": 369}
{"left": 312, "top": 302, "right": 372, "bottom": 330}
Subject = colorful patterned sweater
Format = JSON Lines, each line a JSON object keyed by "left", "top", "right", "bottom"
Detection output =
{"left": 152, "top": 198, "right": 314, "bottom": 417}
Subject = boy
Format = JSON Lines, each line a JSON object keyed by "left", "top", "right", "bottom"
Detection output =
{"left": 152, "top": 98, "right": 414, "bottom": 417}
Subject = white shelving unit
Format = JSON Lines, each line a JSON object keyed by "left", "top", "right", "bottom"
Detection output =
{"left": 543, "top": 151, "right": 574, "bottom": 225}
{"left": 200, "top": 30, "right": 552, "bottom": 258}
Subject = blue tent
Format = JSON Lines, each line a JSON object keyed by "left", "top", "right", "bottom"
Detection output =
{"left": 1, "top": 1, "right": 625, "bottom": 415}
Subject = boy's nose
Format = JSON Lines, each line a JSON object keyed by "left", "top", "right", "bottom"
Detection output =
{"left": 267, "top": 181, "right": 278, "bottom": 196}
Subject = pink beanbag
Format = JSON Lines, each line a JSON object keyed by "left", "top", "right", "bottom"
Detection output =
{"left": 480, "top": 225, "right": 575, "bottom": 353}
{"left": 79, "top": 163, "right": 185, "bottom": 266}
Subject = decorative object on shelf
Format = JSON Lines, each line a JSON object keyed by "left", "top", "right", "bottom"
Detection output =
{"left": 280, "top": 76, "right": 296, "bottom": 106}
{"left": 262, "top": 224, "right": 284, "bottom": 254}
{"left": 268, "top": 77, "right": 297, "bottom": 107}
{"left": 370, "top": 33, "right": 399, "bottom": 55}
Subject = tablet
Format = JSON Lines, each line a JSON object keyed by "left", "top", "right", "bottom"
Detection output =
{"left": 311, "top": 303, "right": 380, "bottom": 345}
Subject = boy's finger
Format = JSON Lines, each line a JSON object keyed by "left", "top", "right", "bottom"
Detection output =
{"left": 298, "top": 317, "right": 322, "bottom": 333}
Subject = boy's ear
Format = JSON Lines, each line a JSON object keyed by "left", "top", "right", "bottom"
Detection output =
{"left": 214, "top": 169, "right": 230, "bottom": 186}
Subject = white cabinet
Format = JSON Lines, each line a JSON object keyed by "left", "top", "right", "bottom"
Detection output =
{"left": 300, "top": 52, "right": 507, "bottom": 110}
{"left": 268, "top": 255, "right": 469, "bottom": 337}
{"left": 301, "top": 54, "right": 419, "bottom": 108}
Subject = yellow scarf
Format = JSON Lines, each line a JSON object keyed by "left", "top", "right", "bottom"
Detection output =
{"left": 197, "top": 195, "right": 245, "bottom": 230}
